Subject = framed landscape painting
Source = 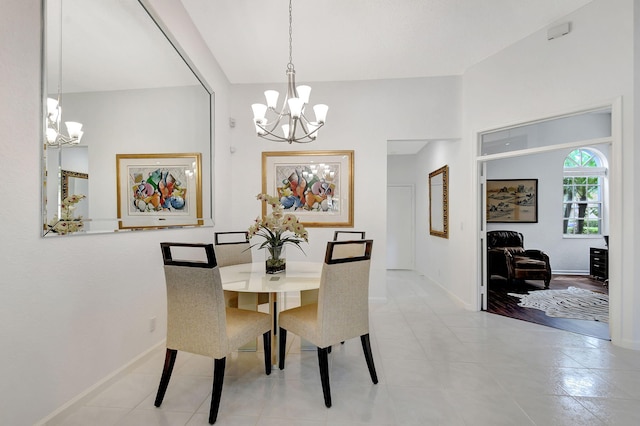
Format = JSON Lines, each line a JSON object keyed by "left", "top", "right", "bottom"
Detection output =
{"left": 116, "top": 153, "right": 202, "bottom": 229}
{"left": 486, "top": 178, "right": 538, "bottom": 223}
{"left": 262, "top": 150, "right": 354, "bottom": 227}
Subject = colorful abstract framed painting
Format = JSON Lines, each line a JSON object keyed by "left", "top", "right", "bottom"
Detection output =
{"left": 116, "top": 153, "right": 202, "bottom": 229}
{"left": 262, "top": 150, "right": 354, "bottom": 227}
{"left": 486, "top": 178, "right": 538, "bottom": 223}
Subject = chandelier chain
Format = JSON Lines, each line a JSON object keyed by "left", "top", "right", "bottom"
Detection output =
{"left": 57, "top": 0, "right": 63, "bottom": 104}
{"left": 288, "top": 0, "right": 293, "bottom": 70}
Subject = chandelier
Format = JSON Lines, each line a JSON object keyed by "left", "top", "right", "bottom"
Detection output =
{"left": 46, "top": 97, "right": 84, "bottom": 146}
{"left": 45, "top": 0, "right": 83, "bottom": 147}
{"left": 251, "top": 0, "right": 328, "bottom": 144}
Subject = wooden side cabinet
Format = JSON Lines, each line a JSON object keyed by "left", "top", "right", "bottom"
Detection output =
{"left": 590, "top": 247, "right": 608, "bottom": 280}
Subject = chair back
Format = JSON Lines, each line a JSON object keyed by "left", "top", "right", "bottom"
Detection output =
{"left": 333, "top": 230, "right": 366, "bottom": 241}
{"left": 214, "top": 231, "right": 252, "bottom": 267}
{"left": 487, "top": 230, "right": 524, "bottom": 249}
{"left": 316, "top": 240, "right": 373, "bottom": 346}
{"left": 160, "top": 242, "right": 229, "bottom": 358}
{"left": 332, "top": 231, "right": 367, "bottom": 258}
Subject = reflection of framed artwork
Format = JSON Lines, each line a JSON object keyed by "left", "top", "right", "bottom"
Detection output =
{"left": 486, "top": 178, "right": 538, "bottom": 223}
{"left": 116, "top": 153, "right": 202, "bottom": 229}
{"left": 262, "top": 150, "right": 354, "bottom": 227}
{"left": 61, "top": 169, "right": 88, "bottom": 201}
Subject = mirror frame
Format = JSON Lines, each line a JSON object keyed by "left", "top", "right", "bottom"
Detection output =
{"left": 41, "top": 0, "right": 214, "bottom": 236}
{"left": 61, "top": 169, "right": 88, "bottom": 200}
{"left": 429, "top": 165, "right": 449, "bottom": 239}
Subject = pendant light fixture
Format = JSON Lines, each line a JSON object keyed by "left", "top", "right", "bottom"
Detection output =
{"left": 251, "top": 0, "right": 328, "bottom": 144}
{"left": 46, "top": 0, "right": 83, "bottom": 147}
{"left": 46, "top": 97, "right": 84, "bottom": 146}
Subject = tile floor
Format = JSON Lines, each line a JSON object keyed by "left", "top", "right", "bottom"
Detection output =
{"left": 49, "top": 270, "right": 640, "bottom": 425}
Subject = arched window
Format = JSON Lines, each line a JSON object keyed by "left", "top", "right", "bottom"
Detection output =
{"left": 563, "top": 148, "right": 607, "bottom": 236}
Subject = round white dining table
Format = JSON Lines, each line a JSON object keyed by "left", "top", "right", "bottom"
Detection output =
{"left": 218, "top": 261, "right": 322, "bottom": 364}
{"left": 219, "top": 260, "right": 322, "bottom": 294}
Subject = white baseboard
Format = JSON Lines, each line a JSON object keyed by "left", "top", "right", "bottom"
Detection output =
{"left": 35, "top": 340, "right": 166, "bottom": 426}
{"left": 553, "top": 270, "right": 590, "bottom": 275}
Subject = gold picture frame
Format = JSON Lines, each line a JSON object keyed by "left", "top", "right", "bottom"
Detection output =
{"left": 262, "top": 150, "right": 354, "bottom": 227}
{"left": 429, "top": 165, "right": 449, "bottom": 239}
{"left": 116, "top": 153, "right": 202, "bottom": 229}
{"left": 61, "top": 169, "right": 88, "bottom": 201}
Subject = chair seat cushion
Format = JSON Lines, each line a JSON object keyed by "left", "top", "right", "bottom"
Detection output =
{"left": 223, "top": 308, "right": 271, "bottom": 357}
{"left": 279, "top": 303, "right": 321, "bottom": 346}
{"left": 513, "top": 256, "right": 547, "bottom": 270}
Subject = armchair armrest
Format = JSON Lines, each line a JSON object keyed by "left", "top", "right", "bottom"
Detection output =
{"left": 503, "top": 249, "right": 518, "bottom": 279}
{"left": 523, "top": 249, "right": 550, "bottom": 263}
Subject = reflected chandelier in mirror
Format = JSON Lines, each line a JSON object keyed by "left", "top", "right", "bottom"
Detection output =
{"left": 41, "top": 0, "right": 213, "bottom": 236}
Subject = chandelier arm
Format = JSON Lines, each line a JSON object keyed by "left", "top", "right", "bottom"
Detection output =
{"left": 255, "top": 118, "right": 318, "bottom": 143}
{"left": 47, "top": 135, "right": 80, "bottom": 147}
{"left": 255, "top": 119, "right": 290, "bottom": 140}
{"left": 255, "top": 128, "right": 315, "bottom": 144}
{"left": 298, "top": 121, "right": 324, "bottom": 138}
{"left": 267, "top": 113, "right": 288, "bottom": 128}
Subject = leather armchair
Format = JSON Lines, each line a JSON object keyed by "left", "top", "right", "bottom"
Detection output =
{"left": 487, "top": 230, "right": 551, "bottom": 288}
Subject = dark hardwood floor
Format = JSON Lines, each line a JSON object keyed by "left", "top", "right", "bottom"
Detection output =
{"left": 487, "top": 274, "right": 610, "bottom": 340}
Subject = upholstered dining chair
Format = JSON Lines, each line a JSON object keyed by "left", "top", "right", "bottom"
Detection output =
{"left": 301, "top": 231, "right": 368, "bottom": 306}
{"left": 155, "top": 242, "right": 272, "bottom": 424}
{"left": 278, "top": 239, "right": 378, "bottom": 408}
{"left": 214, "top": 231, "right": 269, "bottom": 307}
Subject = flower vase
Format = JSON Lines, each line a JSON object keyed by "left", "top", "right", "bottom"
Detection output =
{"left": 265, "top": 244, "right": 286, "bottom": 274}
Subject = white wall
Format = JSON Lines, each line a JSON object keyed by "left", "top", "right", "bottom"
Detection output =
{"left": 412, "top": 139, "right": 470, "bottom": 304}
{"left": 228, "top": 77, "right": 462, "bottom": 301}
{"left": 462, "top": 0, "right": 637, "bottom": 348}
{"left": 0, "top": 0, "right": 232, "bottom": 424}
{"left": 388, "top": 155, "right": 418, "bottom": 185}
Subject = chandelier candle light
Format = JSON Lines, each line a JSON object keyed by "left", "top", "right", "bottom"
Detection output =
{"left": 251, "top": 0, "right": 328, "bottom": 144}
{"left": 46, "top": 97, "right": 84, "bottom": 146}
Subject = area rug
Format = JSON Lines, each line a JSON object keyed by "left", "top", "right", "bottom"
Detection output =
{"left": 508, "top": 286, "right": 609, "bottom": 323}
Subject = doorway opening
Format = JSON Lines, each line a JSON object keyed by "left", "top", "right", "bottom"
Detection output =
{"left": 477, "top": 104, "right": 616, "bottom": 339}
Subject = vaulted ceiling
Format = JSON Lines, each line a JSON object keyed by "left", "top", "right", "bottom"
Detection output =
{"left": 181, "top": 0, "right": 594, "bottom": 84}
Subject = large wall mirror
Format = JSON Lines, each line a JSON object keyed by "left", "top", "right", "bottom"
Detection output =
{"left": 42, "top": 0, "right": 213, "bottom": 236}
{"left": 429, "top": 165, "right": 449, "bottom": 239}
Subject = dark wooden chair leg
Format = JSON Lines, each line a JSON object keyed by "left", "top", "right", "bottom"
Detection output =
{"left": 263, "top": 331, "right": 272, "bottom": 375}
{"left": 317, "top": 347, "right": 332, "bottom": 407}
{"left": 209, "top": 357, "right": 226, "bottom": 424}
{"left": 278, "top": 327, "right": 287, "bottom": 370}
{"left": 154, "top": 348, "right": 177, "bottom": 407}
{"left": 360, "top": 334, "right": 378, "bottom": 384}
